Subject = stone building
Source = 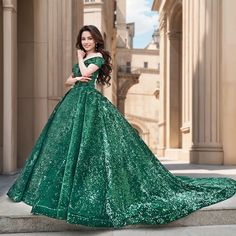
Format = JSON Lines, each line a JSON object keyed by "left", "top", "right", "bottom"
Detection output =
{"left": 0, "top": 0, "right": 84, "bottom": 174}
{"left": 152, "top": 0, "right": 236, "bottom": 165}
{"left": 124, "top": 35, "right": 160, "bottom": 154}
{"left": 116, "top": 0, "right": 160, "bottom": 154}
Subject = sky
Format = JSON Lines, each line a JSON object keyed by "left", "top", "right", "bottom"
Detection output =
{"left": 126, "top": 0, "right": 159, "bottom": 49}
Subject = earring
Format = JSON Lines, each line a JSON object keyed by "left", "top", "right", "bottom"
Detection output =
{"left": 95, "top": 42, "right": 99, "bottom": 51}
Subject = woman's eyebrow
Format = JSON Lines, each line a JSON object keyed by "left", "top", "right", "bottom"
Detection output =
{"left": 82, "top": 36, "right": 93, "bottom": 39}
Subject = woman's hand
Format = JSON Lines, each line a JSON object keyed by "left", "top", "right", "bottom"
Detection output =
{"left": 65, "top": 74, "right": 91, "bottom": 88}
{"left": 77, "top": 49, "right": 86, "bottom": 61}
{"left": 75, "top": 76, "right": 92, "bottom": 83}
{"left": 65, "top": 75, "right": 77, "bottom": 88}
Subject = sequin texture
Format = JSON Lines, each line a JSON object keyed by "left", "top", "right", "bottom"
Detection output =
{"left": 7, "top": 57, "right": 236, "bottom": 228}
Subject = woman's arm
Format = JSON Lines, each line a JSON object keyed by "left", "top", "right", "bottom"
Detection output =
{"left": 65, "top": 74, "right": 77, "bottom": 87}
{"left": 78, "top": 60, "right": 100, "bottom": 77}
{"left": 65, "top": 74, "right": 92, "bottom": 87}
{"left": 77, "top": 50, "right": 101, "bottom": 77}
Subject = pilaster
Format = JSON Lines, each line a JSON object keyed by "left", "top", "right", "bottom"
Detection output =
{"left": 2, "top": 0, "right": 17, "bottom": 173}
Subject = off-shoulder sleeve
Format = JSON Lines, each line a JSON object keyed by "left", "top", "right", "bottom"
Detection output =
{"left": 92, "top": 57, "right": 105, "bottom": 68}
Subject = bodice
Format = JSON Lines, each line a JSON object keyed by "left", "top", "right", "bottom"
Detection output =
{"left": 72, "top": 57, "right": 105, "bottom": 88}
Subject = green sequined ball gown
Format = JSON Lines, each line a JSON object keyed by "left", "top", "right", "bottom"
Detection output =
{"left": 7, "top": 57, "right": 236, "bottom": 228}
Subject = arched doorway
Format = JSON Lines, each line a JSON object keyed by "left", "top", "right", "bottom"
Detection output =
{"left": 131, "top": 124, "right": 142, "bottom": 136}
{"left": 168, "top": 4, "right": 182, "bottom": 149}
{"left": 117, "top": 73, "right": 140, "bottom": 114}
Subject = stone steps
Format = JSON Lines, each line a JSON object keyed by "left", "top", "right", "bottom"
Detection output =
{"left": 2, "top": 226, "right": 236, "bottom": 236}
{"left": 1, "top": 194, "right": 236, "bottom": 234}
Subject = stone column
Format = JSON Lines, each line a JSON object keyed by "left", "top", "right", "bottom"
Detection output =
{"left": 187, "top": 0, "right": 223, "bottom": 164}
{"left": 72, "top": 0, "right": 84, "bottom": 62}
{"left": 181, "top": 0, "right": 191, "bottom": 150}
{"left": 2, "top": 0, "right": 17, "bottom": 173}
{"left": 61, "top": 0, "right": 73, "bottom": 94}
{"left": 34, "top": 0, "right": 48, "bottom": 139}
{"left": 221, "top": 0, "right": 236, "bottom": 165}
{"left": 48, "top": 0, "right": 84, "bottom": 112}
{"left": 0, "top": 1, "right": 3, "bottom": 172}
{"left": 117, "top": 96, "right": 126, "bottom": 114}
{"left": 157, "top": 13, "right": 167, "bottom": 157}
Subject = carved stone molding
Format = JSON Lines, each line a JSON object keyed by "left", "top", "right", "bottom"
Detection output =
{"left": 180, "top": 124, "right": 190, "bottom": 134}
{"left": 153, "top": 88, "right": 160, "bottom": 99}
{"left": 167, "top": 31, "right": 181, "bottom": 40}
{"left": 159, "top": 13, "right": 167, "bottom": 33}
{"left": 2, "top": 0, "right": 17, "bottom": 11}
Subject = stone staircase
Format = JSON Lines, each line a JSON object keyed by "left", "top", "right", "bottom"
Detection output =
{"left": 1, "top": 161, "right": 236, "bottom": 234}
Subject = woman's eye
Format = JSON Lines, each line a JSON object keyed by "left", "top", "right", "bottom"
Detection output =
{"left": 81, "top": 38, "right": 93, "bottom": 41}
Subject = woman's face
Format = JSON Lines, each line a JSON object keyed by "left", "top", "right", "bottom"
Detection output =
{"left": 81, "top": 31, "right": 96, "bottom": 53}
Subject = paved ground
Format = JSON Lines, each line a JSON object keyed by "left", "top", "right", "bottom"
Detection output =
{"left": 0, "top": 173, "right": 18, "bottom": 196}
{"left": 160, "top": 159, "right": 236, "bottom": 179}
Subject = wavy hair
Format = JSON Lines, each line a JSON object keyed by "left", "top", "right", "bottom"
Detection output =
{"left": 76, "top": 25, "right": 112, "bottom": 86}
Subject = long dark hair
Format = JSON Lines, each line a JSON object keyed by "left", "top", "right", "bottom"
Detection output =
{"left": 76, "top": 25, "right": 112, "bottom": 86}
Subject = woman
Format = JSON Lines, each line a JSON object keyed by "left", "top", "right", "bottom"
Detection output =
{"left": 7, "top": 25, "right": 236, "bottom": 228}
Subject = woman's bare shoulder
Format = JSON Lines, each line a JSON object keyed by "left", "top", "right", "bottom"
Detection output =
{"left": 95, "top": 52, "right": 103, "bottom": 58}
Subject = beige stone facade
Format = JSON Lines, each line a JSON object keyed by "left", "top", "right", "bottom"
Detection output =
{"left": 116, "top": 0, "right": 160, "bottom": 154}
{"left": 0, "top": 0, "right": 84, "bottom": 174}
{"left": 116, "top": 46, "right": 160, "bottom": 154}
{"left": 152, "top": 0, "right": 236, "bottom": 165}
{"left": 125, "top": 47, "right": 160, "bottom": 154}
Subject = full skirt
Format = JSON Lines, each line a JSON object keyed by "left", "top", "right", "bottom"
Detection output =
{"left": 7, "top": 83, "right": 236, "bottom": 228}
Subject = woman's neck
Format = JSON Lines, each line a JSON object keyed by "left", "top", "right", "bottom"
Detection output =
{"left": 86, "top": 50, "right": 96, "bottom": 56}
